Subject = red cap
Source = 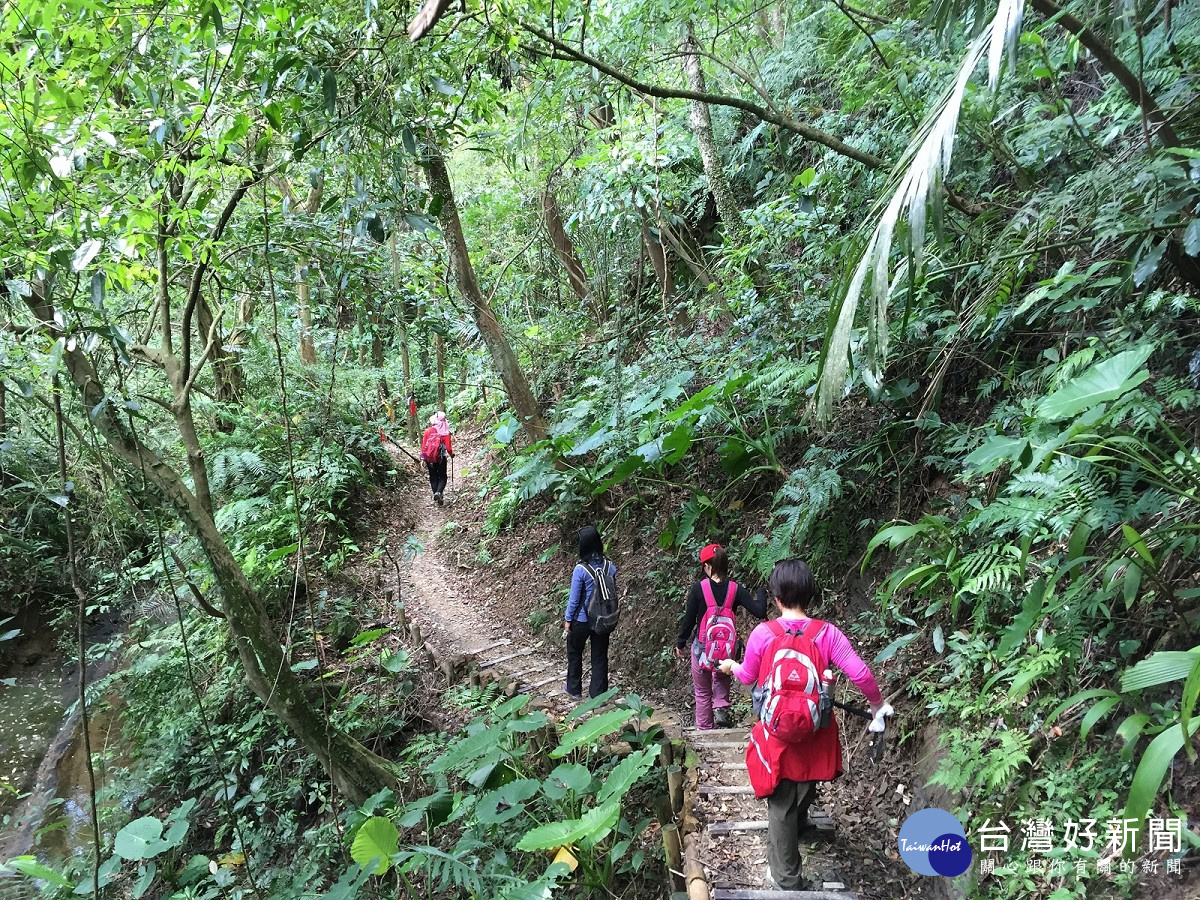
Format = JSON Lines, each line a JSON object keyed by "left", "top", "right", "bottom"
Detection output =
{"left": 699, "top": 543, "right": 722, "bottom": 564}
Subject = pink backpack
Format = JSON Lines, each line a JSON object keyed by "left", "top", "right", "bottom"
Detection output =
{"left": 420, "top": 429, "right": 445, "bottom": 463}
{"left": 756, "top": 619, "right": 825, "bottom": 744}
{"left": 696, "top": 580, "right": 738, "bottom": 672}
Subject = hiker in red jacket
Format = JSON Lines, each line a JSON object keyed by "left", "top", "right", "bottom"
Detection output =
{"left": 419, "top": 411, "right": 454, "bottom": 506}
{"left": 718, "top": 558, "right": 891, "bottom": 891}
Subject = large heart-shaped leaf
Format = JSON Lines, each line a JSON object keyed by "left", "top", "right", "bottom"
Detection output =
{"left": 114, "top": 816, "right": 164, "bottom": 861}
{"left": 596, "top": 746, "right": 660, "bottom": 805}
{"left": 1036, "top": 346, "right": 1154, "bottom": 421}
{"left": 516, "top": 800, "right": 621, "bottom": 851}
{"left": 541, "top": 763, "right": 593, "bottom": 800}
{"left": 350, "top": 816, "right": 398, "bottom": 875}
{"left": 475, "top": 778, "right": 539, "bottom": 825}
{"left": 551, "top": 708, "right": 634, "bottom": 758}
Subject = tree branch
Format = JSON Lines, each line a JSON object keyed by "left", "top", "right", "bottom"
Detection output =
{"left": 517, "top": 21, "right": 886, "bottom": 170}
{"left": 1029, "top": 0, "right": 1180, "bottom": 148}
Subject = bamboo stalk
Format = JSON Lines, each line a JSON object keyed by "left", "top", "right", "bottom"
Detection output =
{"left": 683, "top": 834, "right": 709, "bottom": 900}
{"left": 662, "top": 824, "right": 685, "bottom": 892}
{"left": 668, "top": 765, "right": 684, "bottom": 814}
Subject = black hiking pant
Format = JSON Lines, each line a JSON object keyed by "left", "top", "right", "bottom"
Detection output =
{"left": 565, "top": 620, "right": 609, "bottom": 698}
{"left": 427, "top": 459, "right": 448, "bottom": 496}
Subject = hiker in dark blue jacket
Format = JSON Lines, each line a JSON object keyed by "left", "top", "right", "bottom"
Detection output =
{"left": 563, "top": 525, "right": 616, "bottom": 700}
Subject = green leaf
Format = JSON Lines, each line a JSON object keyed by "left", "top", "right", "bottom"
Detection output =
{"left": 564, "top": 687, "right": 620, "bottom": 723}
{"left": 551, "top": 708, "right": 634, "bottom": 758}
{"left": 350, "top": 627, "right": 389, "bottom": 647}
{"left": 997, "top": 578, "right": 1046, "bottom": 658}
{"left": 429, "top": 722, "right": 505, "bottom": 773}
{"left": 132, "top": 861, "right": 157, "bottom": 899}
{"left": 350, "top": 816, "right": 398, "bottom": 875}
{"left": 1122, "top": 717, "right": 1200, "bottom": 854}
{"left": 9, "top": 857, "right": 72, "bottom": 887}
{"left": 1182, "top": 218, "right": 1200, "bottom": 256}
{"left": 874, "top": 632, "right": 917, "bottom": 663}
{"left": 475, "top": 778, "right": 539, "bottom": 825}
{"left": 566, "top": 426, "right": 612, "bottom": 457}
{"left": 798, "top": 167, "right": 817, "bottom": 188}
{"left": 114, "top": 816, "right": 164, "bottom": 861}
{"left": 515, "top": 800, "right": 621, "bottom": 852}
{"left": 1036, "top": 346, "right": 1154, "bottom": 421}
{"left": 541, "top": 763, "right": 594, "bottom": 801}
{"left": 1120, "top": 525, "right": 1155, "bottom": 567}
{"left": 72, "top": 239, "right": 101, "bottom": 272}
{"left": 381, "top": 648, "right": 409, "bottom": 673}
{"left": 931, "top": 625, "right": 944, "bottom": 654}
{"left": 397, "top": 789, "right": 452, "bottom": 828}
{"left": 597, "top": 746, "right": 660, "bottom": 805}
{"left": 963, "top": 436, "right": 1029, "bottom": 473}
{"left": 322, "top": 69, "right": 338, "bottom": 117}
{"left": 1044, "top": 688, "right": 1118, "bottom": 725}
{"left": 1079, "top": 695, "right": 1120, "bottom": 740}
{"left": 1120, "top": 649, "right": 1200, "bottom": 692}
{"left": 1116, "top": 713, "right": 1151, "bottom": 747}
{"left": 401, "top": 125, "right": 417, "bottom": 156}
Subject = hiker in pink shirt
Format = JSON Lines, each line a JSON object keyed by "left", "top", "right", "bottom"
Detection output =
{"left": 718, "top": 558, "right": 891, "bottom": 891}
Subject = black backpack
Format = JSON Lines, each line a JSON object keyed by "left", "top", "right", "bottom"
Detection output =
{"left": 580, "top": 560, "right": 620, "bottom": 636}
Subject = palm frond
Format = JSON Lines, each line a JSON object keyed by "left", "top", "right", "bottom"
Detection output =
{"left": 816, "top": 0, "right": 1026, "bottom": 421}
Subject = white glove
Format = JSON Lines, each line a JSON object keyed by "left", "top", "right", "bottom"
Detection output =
{"left": 868, "top": 702, "right": 893, "bottom": 733}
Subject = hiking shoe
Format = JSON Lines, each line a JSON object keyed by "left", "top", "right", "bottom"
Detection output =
{"left": 563, "top": 688, "right": 583, "bottom": 701}
{"left": 434, "top": 492, "right": 443, "bottom": 505}
{"left": 713, "top": 707, "right": 733, "bottom": 728}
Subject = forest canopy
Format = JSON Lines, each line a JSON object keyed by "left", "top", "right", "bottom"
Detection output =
{"left": 1, "top": 0, "right": 1198, "bottom": 896}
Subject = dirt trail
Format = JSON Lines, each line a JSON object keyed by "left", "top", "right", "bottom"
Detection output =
{"left": 378, "top": 433, "right": 901, "bottom": 900}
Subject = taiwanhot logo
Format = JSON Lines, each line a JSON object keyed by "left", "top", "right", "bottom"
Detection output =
{"left": 897, "top": 808, "right": 973, "bottom": 877}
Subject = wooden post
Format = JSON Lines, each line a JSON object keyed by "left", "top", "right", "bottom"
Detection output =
{"left": 683, "top": 834, "right": 709, "bottom": 900}
{"left": 409, "top": 623, "right": 422, "bottom": 646}
{"left": 662, "top": 823, "right": 685, "bottom": 892}
{"left": 395, "top": 604, "right": 407, "bottom": 630}
{"left": 659, "top": 738, "right": 674, "bottom": 768}
{"left": 667, "top": 765, "right": 684, "bottom": 814}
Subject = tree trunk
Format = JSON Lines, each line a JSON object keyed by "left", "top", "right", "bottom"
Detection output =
{"left": 683, "top": 23, "right": 743, "bottom": 239}
{"left": 425, "top": 145, "right": 548, "bottom": 443}
{"left": 293, "top": 176, "right": 324, "bottom": 366}
{"left": 195, "top": 295, "right": 243, "bottom": 424}
{"left": 642, "top": 223, "right": 673, "bottom": 305}
{"left": 387, "top": 233, "right": 420, "bottom": 443}
{"left": 541, "top": 182, "right": 590, "bottom": 304}
{"left": 435, "top": 332, "right": 445, "bottom": 409}
{"left": 296, "top": 262, "right": 317, "bottom": 364}
{"left": 26, "top": 294, "right": 397, "bottom": 805}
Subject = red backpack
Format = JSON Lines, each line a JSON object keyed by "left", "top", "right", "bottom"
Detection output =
{"left": 420, "top": 429, "right": 445, "bottom": 463}
{"left": 696, "top": 580, "right": 738, "bottom": 672}
{"left": 756, "top": 619, "right": 826, "bottom": 743}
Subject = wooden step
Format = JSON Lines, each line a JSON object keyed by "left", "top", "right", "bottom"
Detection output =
{"left": 699, "top": 785, "right": 754, "bottom": 795}
{"left": 713, "top": 892, "right": 855, "bottom": 899}
{"left": 685, "top": 727, "right": 748, "bottom": 737}
{"left": 693, "top": 741, "right": 746, "bottom": 750}
{"left": 510, "top": 658, "right": 553, "bottom": 678}
{"left": 478, "top": 647, "right": 536, "bottom": 668}
{"left": 708, "top": 820, "right": 768, "bottom": 834}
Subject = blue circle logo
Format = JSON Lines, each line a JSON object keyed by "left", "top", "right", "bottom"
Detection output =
{"left": 898, "top": 809, "right": 972, "bottom": 877}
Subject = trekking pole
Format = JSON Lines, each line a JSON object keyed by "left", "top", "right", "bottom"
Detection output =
{"left": 379, "top": 428, "right": 420, "bottom": 464}
{"left": 867, "top": 702, "right": 894, "bottom": 763}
